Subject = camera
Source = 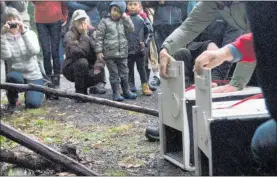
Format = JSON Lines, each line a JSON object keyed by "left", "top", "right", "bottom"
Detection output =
{"left": 8, "top": 22, "right": 18, "bottom": 29}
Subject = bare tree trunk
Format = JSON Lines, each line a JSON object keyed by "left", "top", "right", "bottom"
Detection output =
{"left": 0, "top": 83, "right": 159, "bottom": 117}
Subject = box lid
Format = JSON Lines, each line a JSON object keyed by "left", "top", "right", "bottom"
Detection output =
{"left": 185, "top": 86, "right": 261, "bottom": 100}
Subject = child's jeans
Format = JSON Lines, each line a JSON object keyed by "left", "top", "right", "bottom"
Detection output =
{"left": 6, "top": 71, "right": 44, "bottom": 108}
{"left": 105, "top": 58, "right": 129, "bottom": 84}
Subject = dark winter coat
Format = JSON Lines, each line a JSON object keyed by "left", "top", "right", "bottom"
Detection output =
{"left": 63, "top": 26, "right": 105, "bottom": 70}
{"left": 142, "top": 1, "right": 187, "bottom": 27}
{"left": 127, "top": 13, "right": 153, "bottom": 56}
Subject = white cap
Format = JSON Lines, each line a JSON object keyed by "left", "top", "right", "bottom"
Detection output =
{"left": 72, "top": 10, "right": 88, "bottom": 21}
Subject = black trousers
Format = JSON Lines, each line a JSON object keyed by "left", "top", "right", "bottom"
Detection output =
{"left": 63, "top": 58, "right": 104, "bottom": 91}
{"left": 128, "top": 54, "right": 148, "bottom": 85}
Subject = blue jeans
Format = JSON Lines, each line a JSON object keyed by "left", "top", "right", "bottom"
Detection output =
{"left": 6, "top": 72, "right": 44, "bottom": 108}
{"left": 251, "top": 119, "right": 277, "bottom": 172}
{"left": 36, "top": 20, "right": 62, "bottom": 76}
{"left": 59, "top": 38, "right": 64, "bottom": 68}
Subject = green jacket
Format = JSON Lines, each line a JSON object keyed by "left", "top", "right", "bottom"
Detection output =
{"left": 95, "top": 16, "right": 134, "bottom": 59}
{"left": 162, "top": 1, "right": 255, "bottom": 90}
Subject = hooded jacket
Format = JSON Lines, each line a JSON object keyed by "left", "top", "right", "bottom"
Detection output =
{"left": 95, "top": 1, "right": 134, "bottom": 59}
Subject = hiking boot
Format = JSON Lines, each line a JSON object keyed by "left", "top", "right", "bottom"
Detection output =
{"left": 121, "top": 79, "right": 137, "bottom": 100}
{"left": 150, "top": 76, "right": 160, "bottom": 86}
{"left": 88, "top": 82, "right": 106, "bottom": 95}
{"left": 142, "top": 83, "right": 152, "bottom": 96}
{"left": 111, "top": 83, "right": 124, "bottom": 102}
{"left": 145, "top": 126, "right": 160, "bottom": 142}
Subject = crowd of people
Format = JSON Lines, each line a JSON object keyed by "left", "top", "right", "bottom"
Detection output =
{"left": 0, "top": 1, "right": 276, "bottom": 175}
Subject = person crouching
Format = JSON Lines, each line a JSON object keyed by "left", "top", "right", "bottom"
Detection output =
{"left": 62, "top": 10, "right": 105, "bottom": 102}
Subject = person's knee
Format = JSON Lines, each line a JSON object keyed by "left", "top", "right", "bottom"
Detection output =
{"left": 251, "top": 119, "right": 277, "bottom": 161}
{"left": 6, "top": 72, "right": 24, "bottom": 83}
{"left": 75, "top": 58, "right": 89, "bottom": 70}
{"left": 25, "top": 97, "right": 43, "bottom": 109}
{"left": 173, "top": 48, "right": 191, "bottom": 61}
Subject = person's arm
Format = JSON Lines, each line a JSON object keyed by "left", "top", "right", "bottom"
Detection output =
{"left": 65, "top": 1, "right": 91, "bottom": 11}
{"left": 64, "top": 31, "right": 91, "bottom": 60}
{"left": 162, "top": 1, "right": 219, "bottom": 55}
{"left": 122, "top": 14, "right": 134, "bottom": 34}
{"left": 194, "top": 33, "right": 256, "bottom": 74}
{"left": 21, "top": 30, "right": 40, "bottom": 56}
{"left": 5, "top": 1, "right": 27, "bottom": 12}
{"left": 94, "top": 19, "right": 106, "bottom": 54}
{"left": 1, "top": 35, "right": 12, "bottom": 60}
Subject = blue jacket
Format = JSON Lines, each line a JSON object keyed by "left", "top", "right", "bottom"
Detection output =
{"left": 128, "top": 14, "right": 153, "bottom": 55}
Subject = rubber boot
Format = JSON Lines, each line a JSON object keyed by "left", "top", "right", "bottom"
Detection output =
{"left": 121, "top": 79, "right": 137, "bottom": 99}
{"left": 111, "top": 83, "right": 124, "bottom": 102}
{"left": 129, "top": 82, "right": 137, "bottom": 93}
{"left": 75, "top": 87, "right": 88, "bottom": 103}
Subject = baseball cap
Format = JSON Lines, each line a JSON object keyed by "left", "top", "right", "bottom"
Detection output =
{"left": 72, "top": 10, "right": 89, "bottom": 21}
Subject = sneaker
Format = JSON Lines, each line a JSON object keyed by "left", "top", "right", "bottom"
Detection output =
{"left": 150, "top": 76, "right": 160, "bottom": 86}
{"left": 145, "top": 126, "right": 160, "bottom": 142}
{"left": 149, "top": 83, "right": 157, "bottom": 92}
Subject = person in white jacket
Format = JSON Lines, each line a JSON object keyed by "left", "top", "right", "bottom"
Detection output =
{"left": 1, "top": 7, "right": 44, "bottom": 111}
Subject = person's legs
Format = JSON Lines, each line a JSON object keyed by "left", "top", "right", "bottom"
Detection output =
{"left": 72, "top": 58, "right": 89, "bottom": 95}
{"left": 251, "top": 119, "right": 277, "bottom": 174}
{"left": 36, "top": 23, "right": 52, "bottom": 76}
{"left": 25, "top": 79, "right": 44, "bottom": 109}
{"left": 49, "top": 20, "right": 62, "bottom": 76}
{"left": 127, "top": 55, "right": 136, "bottom": 92}
{"left": 106, "top": 58, "right": 123, "bottom": 101}
{"left": 135, "top": 54, "right": 152, "bottom": 96}
{"left": 117, "top": 58, "right": 137, "bottom": 99}
{"left": 6, "top": 72, "right": 24, "bottom": 106}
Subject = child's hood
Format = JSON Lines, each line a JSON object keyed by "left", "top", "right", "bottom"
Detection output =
{"left": 109, "top": 1, "right": 126, "bottom": 14}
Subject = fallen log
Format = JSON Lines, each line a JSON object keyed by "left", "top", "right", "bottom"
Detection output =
{"left": 0, "top": 123, "right": 99, "bottom": 176}
{"left": 0, "top": 144, "right": 80, "bottom": 172}
{"left": 0, "top": 83, "right": 159, "bottom": 117}
{"left": 0, "top": 149, "right": 55, "bottom": 171}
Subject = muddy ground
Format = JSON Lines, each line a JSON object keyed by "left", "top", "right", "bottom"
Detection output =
{"left": 0, "top": 89, "right": 194, "bottom": 176}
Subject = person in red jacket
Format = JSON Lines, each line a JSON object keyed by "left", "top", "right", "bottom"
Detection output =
{"left": 194, "top": 33, "right": 256, "bottom": 73}
{"left": 32, "top": 1, "right": 68, "bottom": 89}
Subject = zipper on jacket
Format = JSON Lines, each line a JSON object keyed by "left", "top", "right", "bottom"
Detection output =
{"left": 116, "top": 22, "right": 121, "bottom": 55}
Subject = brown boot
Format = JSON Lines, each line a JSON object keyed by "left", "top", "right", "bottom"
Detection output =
{"left": 142, "top": 83, "right": 152, "bottom": 96}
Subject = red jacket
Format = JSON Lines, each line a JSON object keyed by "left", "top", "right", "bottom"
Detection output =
{"left": 232, "top": 33, "right": 256, "bottom": 63}
{"left": 32, "top": 1, "right": 68, "bottom": 23}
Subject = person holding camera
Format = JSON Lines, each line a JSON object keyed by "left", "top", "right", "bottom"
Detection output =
{"left": 1, "top": 7, "right": 44, "bottom": 111}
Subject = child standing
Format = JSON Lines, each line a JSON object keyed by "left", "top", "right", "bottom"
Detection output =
{"left": 126, "top": 1, "right": 152, "bottom": 96}
{"left": 95, "top": 1, "right": 137, "bottom": 101}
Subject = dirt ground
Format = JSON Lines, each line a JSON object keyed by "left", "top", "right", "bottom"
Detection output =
{"left": 0, "top": 89, "right": 194, "bottom": 176}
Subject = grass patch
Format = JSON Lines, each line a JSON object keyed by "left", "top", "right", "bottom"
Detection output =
{"left": 108, "top": 124, "right": 132, "bottom": 134}
{"left": 104, "top": 169, "right": 128, "bottom": 176}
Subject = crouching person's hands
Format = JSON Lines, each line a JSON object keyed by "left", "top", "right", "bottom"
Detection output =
{"left": 94, "top": 53, "right": 105, "bottom": 75}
